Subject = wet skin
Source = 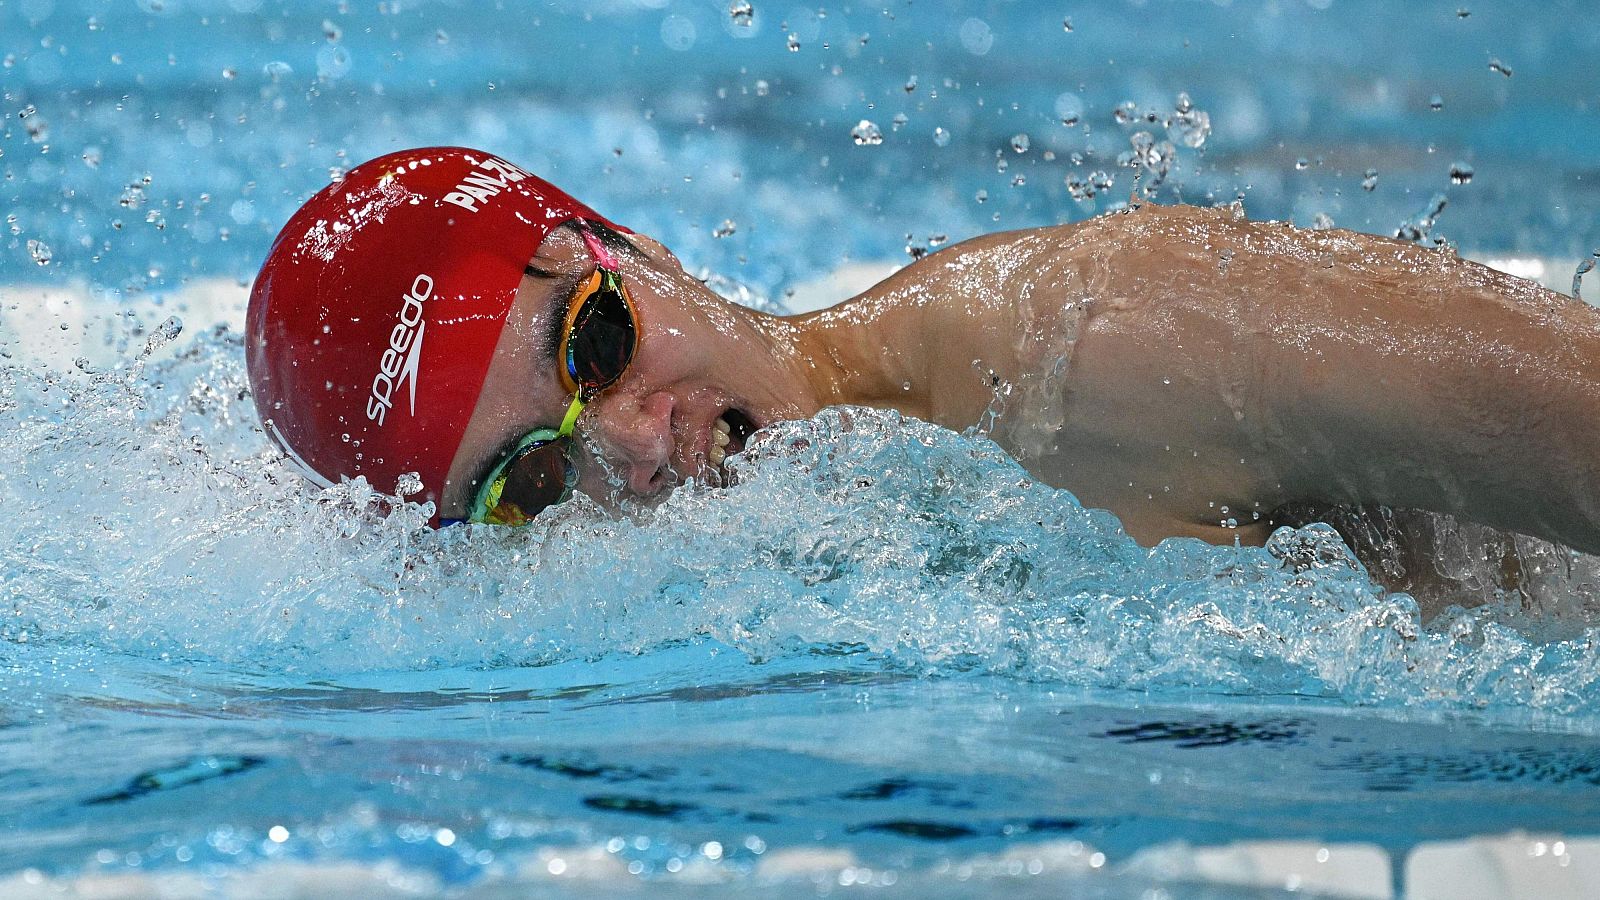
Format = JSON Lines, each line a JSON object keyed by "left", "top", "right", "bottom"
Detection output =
{"left": 441, "top": 204, "right": 1600, "bottom": 562}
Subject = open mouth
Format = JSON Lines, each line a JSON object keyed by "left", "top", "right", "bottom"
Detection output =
{"left": 707, "top": 407, "right": 758, "bottom": 468}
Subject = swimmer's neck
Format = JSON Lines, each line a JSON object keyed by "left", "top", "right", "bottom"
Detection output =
{"left": 773, "top": 226, "right": 1060, "bottom": 430}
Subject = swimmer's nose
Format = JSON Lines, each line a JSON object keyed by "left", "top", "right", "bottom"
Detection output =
{"left": 586, "top": 389, "right": 676, "bottom": 496}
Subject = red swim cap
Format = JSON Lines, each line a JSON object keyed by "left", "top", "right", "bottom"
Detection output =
{"left": 246, "top": 146, "right": 624, "bottom": 524}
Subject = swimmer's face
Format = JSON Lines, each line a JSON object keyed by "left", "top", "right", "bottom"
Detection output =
{"left": 439, "top": 223, "right": 814, "bottom": 520}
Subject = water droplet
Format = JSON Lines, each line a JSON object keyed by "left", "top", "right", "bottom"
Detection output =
{"left": 1113, "top": 101, "right": 1137, "bottom": 125}
{"left": 1062, "top": 17, "right": 1073, "bottom": 32}
{"left": 395, "top": 472, "right": 423, "bottom": 497}
{"left": 1457, "top": 7, "right": 1470, "bottom": 17}
{"left": 890, "top": 112, "right": 908, "bottom": 131}
{"left": 755, "top": 79, "right": 769, "bottom": 96}
{"left": 1167, "top": 97, "right": 1210, "bottom": 149}
{"left": 1394, "top": 193, "right": 1449, "bottom": 243}
{"left": 728, "top": 0, "right": 754, "bottom": 27}
{"left": 712, "top": 219, "right": 737, "bottom": 238}
{"left": 850, "top": 119, "right": 883, "bottom": 146}
{"left": 1010, "top": 133, "right": 1030, "bottom": 153}
{"left": 1449, "top": 162, "right": 1474, "bottom": 184}
{"left": 1429, "top": 94, "right": 1443, "bottom": 111}
{"left": 221, "top": 67, "right": 237, "bottom": 81}
{"left": 786, "top": 32, "right": 801, "bottom": 51}
{"left": 1361, "top": 168, "right": 1379, "bottom": 191}
{"left": 1488, "top": 58, "right": 1512, "bottom": 77}
{"left": 928, "top": 233, "right": 947, "bottom": 247}
{"left": 1572, "top": 250, "right": 1599, "bottom": 300}
{"left": 974, "top": 189, "right": 988, "bottom": 203}
{"left": 1011, "top": 174, "right": 1026, "bottom": 187}
{"left": 932, "top": 126, "right": 951, "bottom": 147}
{"left": 27, "top": 239, "right": 52, "bottom": 266}
{"left": 1295, "top": 157, "right": 1310, "bottom": 170}
{"left": 904, "top": 74, "right": 917, "bottom": 93}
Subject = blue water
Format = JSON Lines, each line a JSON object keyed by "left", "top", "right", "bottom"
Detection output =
{"left": 4, "top": 0, "right": 1600, "bottom": 895}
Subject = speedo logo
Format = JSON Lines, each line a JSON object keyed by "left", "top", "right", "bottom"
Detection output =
{"left": 441, "top": 156, "right": 531, "bottom": 213}
{"left": 366, "top": 273, "right": 433, "bottom": 426}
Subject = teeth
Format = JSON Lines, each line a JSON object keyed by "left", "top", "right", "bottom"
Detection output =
{"left": 708, "top": 416, "right": 733, "bottom": 468}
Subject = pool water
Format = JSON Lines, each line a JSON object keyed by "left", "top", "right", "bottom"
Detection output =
{"left": 3, "top": 0, "right": 1600, "bottom": 895}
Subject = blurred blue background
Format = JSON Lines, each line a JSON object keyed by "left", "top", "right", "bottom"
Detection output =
{"left": 2, "top": 0, "right": 1597, "bottom": 303}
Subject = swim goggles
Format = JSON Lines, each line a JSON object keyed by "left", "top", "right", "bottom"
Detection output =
{"left": 455, "top": 225, "right": 640, "bottom": 526}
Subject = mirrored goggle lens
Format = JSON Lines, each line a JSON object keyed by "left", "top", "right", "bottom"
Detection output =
{"left": 565, "top": 272, "right": 637, "bottom": 394}
{"left": 483, "top": 439, "right": 576, "bottom": 526}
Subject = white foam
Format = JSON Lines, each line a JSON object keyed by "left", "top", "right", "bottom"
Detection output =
{"left": 11, "top": 833, "right": 1600, "bottom": 899}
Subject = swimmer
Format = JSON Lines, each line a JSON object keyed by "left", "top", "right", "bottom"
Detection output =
{"left": 248, "top": 147, "right": 1600, "bottom": 592}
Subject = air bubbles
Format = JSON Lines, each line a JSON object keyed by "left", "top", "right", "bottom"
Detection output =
{"left": 1488, "top": 58, "right": 1513, "bottom": 77}
{"left": 786, "top": 32, "right": 800, "bottom": 51}
{"left": 1429, "top": 94, "right": 1443, "bottom": 111}
{"left": 1361, "top": 168, "right": 1379, "bottom": 191}
{"left": 27, "top": 238, "right": 52, "bottom": 266}
{"left": 850, "top": 120, "right": 883, "bottom": 146}
{"left": 1010, "top": 133, "right": 1030, "bottom": 154}
{"left": 1456, "top": 7, "right": 1470, "bottom": 16}
{"left": 932, "top": 126, "right": 951, "bottom": 147}
{"left": 1295, "top": 158, "right": 1310, "bottom": 170}
{"left": 712, "top": 219, "right": 737, "bottom": 238}
{"left": 1113, "top": 101, "right": 1137, "bottom": 125}
{"left": 221, "top": 67, "right": 237, "bottom": 81}
{"left": 904, "top": 75, "right": 917, "bottom": 93}
{"left": 1312, "top": 213, "right": 1335, "bottom": 230}
{"left": 728, "top": 0, "right": 753, "bottom": 27}
{"left": 321, "top": 19, "right": 342, "bottom": 42}
{"left": 974, "top": 189, "right": 988, "bottom": 203}
{"left": 1062, "top": 17, "right": 1073, "bottom": 32}
{"left": 262, "top": 61, "right": 292, "bottom": 82}
{"left": 1449, "top": 162, "right": 1474, "bottom": 184}
{"left": 890, "top": 112, "right": 908, "bottom": 131}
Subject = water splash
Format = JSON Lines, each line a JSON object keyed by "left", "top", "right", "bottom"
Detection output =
{"left": 1573, "top": 251, "right": 1599, "bottom": 300}
{"left": 6, "top": 332, "right": 1600, "bottom": 720}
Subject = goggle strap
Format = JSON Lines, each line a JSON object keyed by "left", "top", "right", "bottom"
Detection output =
{"left": 557, "top": 393, "right": 585, "bottom": 436}
{"left": 577, "top": 224, "right": 620, "bottom": 270}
